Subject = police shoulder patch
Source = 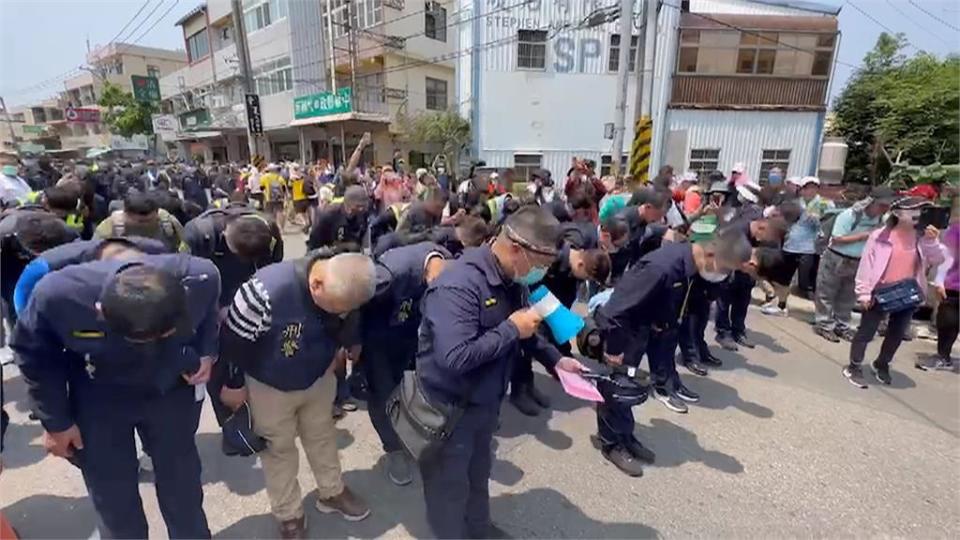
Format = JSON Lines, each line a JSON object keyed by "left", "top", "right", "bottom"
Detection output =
{"left": 72, "top": 330, "right": 104, "bottom": 339}
{"left": 484, "top": 297, "right": 497, "bottom": 307}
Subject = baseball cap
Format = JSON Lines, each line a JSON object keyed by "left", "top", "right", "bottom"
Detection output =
{"left": 732, "top": 162, "right": 746, "bottom": 174}
{"left": 891, "top": 196, "right": 933, "bottom": 210}
{"left": 868, "top": 186, "right": 897, "bottom": 204}
{"left": 800, "top": 176, "right": 820, "bottom": 186}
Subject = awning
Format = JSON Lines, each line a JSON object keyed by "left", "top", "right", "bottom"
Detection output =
{"left": 288, "top": 111, "right": 390, "bottom": 127}
{"left": 171, "top": 130, "right": 223, "bottom": 141}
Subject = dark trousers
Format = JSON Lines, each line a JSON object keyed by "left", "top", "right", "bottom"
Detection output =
{"left": 680, "top": 286, "right": 716, "bottom": 364}
{"left": 206, "top": 358, "right": 231, "bottom": 426}
{"left": 715, "top": 271, "right": 755, "bottom": 338}
{"left": 509, "top": 332, "right": 564, "bottom": 394}
{"left": 420, "top": 404, "right": 499, "bottom": 539}
{"left": 937, "top": 291, "right": 960, "bottom": 358}
{"left": 850, "top": 305, "right": 915, "bottom": 367}
{"left": 597, "top": 327, "right": 678, "bottom": 449}
{"left": 361, "top": 341, "right": 413, "bottom": 453}
{"left": 73, "top": 382, "right": 209, "bottom": 539}
{"left": 334, "top": 362, "right": 350, "bottom": 405}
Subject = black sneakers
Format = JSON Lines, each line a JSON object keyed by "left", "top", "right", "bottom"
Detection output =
{"left": 675, "top": 383, "right": 700, "bottom": 403}
{"left": 509, "top": 391, "right": 540, "bottom": 417}
{"left": 842, "top": 364, "right": 867, "bottom": 389}
{"left": 681, "top": 360, "right": 708, "bottom": 377}
{"left": 700, "top": 352, "right": 723, "bottom": 367}
{"left": 602, "top": 445, "right": 644, "bottom": 477}
{"left": 624, "top": 437, "right": 656, "bottom": 464}
{"left": 527, "top": 384, "right": 551, "bottom": 408}
{"left": 716, "top": 335, "right": 739, "bottom": 351}
{"left": 734, "top": 334, "right": 756, "bottom": 349}
{"left": 814, "top": 326, "right": 841, "bottom": 343}
{"left": 654, "top": 387, "right": 688, "bottom": 413}
{"left": 871, "top": 361, "right": 892, "bottom": 385}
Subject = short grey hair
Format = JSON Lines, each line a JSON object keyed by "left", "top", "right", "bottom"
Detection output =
{"left": 708, "top": 227, "right": 753, "bottom": 267}
{"left": 324, "top": 253, "right": 376, "bottom": 306}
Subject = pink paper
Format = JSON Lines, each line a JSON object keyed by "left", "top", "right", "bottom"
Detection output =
{"left": 556, "top": 370, "right": 604, "bottom": 403}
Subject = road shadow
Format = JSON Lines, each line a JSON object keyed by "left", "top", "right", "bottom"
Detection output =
{"left": 710, "top": 348, "right": 779, "bottom": 378}
{"left": 490, "top": 439, "right": 525, "bottom": 487}
{"left": 748, "top": 329, "right": 790, "bottom": 354}
{"left": 2, "top": 372, "right": 35, "bottom": 414}
{"left": 195, "top": 433, "right": 266, "bottom": 496}
{"left": 682, "top": 375, "right": 774, "bottom": 419}
{"left": 490, "top": 487, "right": 659, "bottom": 538}
{"left": 496, "top": 372, "right": 590, "bottom": 452}
{"left": 635, "top": 418, "right": 745, "bottom": 475}
{"left": 2, "top": 494, "right": 99, "bottom": 539}
{"left": 914, "top": 352, "right": 959, "bottom": 374}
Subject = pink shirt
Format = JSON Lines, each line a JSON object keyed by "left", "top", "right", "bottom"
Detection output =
{"left": 879, "top": 228, "right": 918, "bottom": 285}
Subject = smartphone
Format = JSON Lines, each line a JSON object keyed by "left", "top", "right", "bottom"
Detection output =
{"left": 917, "top": 206, "right": 950, "bottom": 231}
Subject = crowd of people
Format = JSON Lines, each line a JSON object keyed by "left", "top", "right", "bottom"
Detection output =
{"left": 0, "top": 138, "right": 957, "bottom": 539}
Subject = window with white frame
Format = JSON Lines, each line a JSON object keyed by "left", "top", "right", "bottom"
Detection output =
{"left": 517, "top": 29, "right": 547, "bottom": 70}
{"left": 514, "top": 154, "right": 542, "bottom": 182}
{"left": 323, "top": 0, "right": 383, "bottom": 39}
{"left": 689, "top": 148, "right": 720, "bottom": 177}
{"left": 186, "top": 30, "right": 210, "bottom": 62}
{"left": 253, "top": 57, "right": 293, "bottom": 96}
{"left": 243, "top": 0, "right": 288, "bottom": 34}
{"left": 147, "top": 65, "right": 161, "bottom": 79}
{"left": 600, "top": 154, "right": 628, "bottom": 177}
{"left": 608, "top": 34, "right": 639, "bottom": 73}
{"left": 425, "top": 1, "right": 446, "bottom": 42}
{"left": 425, "top": 77, "right": 447, "bottom": 110}
{"left": 759, "top": 149, "right": 790, "bottom": 182}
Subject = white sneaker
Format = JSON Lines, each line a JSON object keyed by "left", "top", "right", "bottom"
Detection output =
{"left": 761, "top": 304, "right": 788, "bottom": 317}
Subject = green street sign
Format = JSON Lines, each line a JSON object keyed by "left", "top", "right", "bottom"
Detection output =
{"left": 293, "top": 88, "right": 352, "bottom": 120}
{"left": 131, "top": 75, "right": 161, "bottom": 103}
{"left": 179, "top": 108, "right": 211, "bottom": 131}
{"left": 22, "top": 125, "right": 45, "bottom": 135}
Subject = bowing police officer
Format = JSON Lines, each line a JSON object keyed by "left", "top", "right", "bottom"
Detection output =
{"left": 363, "top": 241, "right": 451, "bottom": 486}
{"left": 13, "top": 236, "right": 168, "bottom": 316}
{"left": 12, "top": 253, "right": 221, "bottom": 539}
{"left": 595, "top": 227, "right": 753, "bottom": 476}
{"left": 416, "top": 205, "right": 586, "bottom": 539}
{"left": 184, "top": 205, "right": 284, "bottom": 427}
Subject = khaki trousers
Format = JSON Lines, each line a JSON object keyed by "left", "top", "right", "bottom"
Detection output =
{"left": 246, "top": 370, "right": 344, "bottom": 521}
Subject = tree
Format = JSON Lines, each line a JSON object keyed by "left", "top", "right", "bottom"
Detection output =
{"left": 833, "top": 33, "right": 960, "bottom": 183}
{"left": 98, "top": 81, "right": 157, "bottom": 138}
{"left": 398, "top": 110, "right": 471, "bottom": 171}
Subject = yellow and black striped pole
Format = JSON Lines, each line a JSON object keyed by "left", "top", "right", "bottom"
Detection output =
{"left": 629, "top": 116, "right": 652, "bottom": 183}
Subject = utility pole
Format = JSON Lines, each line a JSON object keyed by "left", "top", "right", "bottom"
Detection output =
{"left": 0, "top": 96, "right": 19, "bottom": 151}
{"left": 325, "top": 0, "right": 338, "bottom": 92}
{"left": 609, "top": 0, "right": 635, "bottom": 176}
{"left": 628, "top": 0, "right": 656, "bottom": 182}
{"left": 231, "top": 0, "right": 258, "bottom": 161}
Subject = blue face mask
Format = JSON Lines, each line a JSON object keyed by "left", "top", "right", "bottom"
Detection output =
{"left": 1, "top": 165, "right": 18, "bottom": 176}
{"left": 516, "top": 265, "right": 548, "bottom": 286}
{"left": 768, "top": 173, "right": 782, "bottom": 185}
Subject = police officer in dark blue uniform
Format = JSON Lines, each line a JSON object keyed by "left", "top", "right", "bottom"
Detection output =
{"left": 184, "top": 205, "right": 284, "bottom": 428}
{"left": 12, "top": 253, "right": 220, "bottom": 539}
{"left": 307, "top": 185, "right": 369, "bottom": 251}
{"left": 417, "top": 206, "right": 587, "bottom": 539}
{"left": 595, "top": 228, "right": 753, "bottom": 476}
{"left": 0, "top": 206, "right": 79, "bottom": 327}
{"left": 607, "top": 188, "right": 671, "bottom": 282}
{"left": 363, "top": 241, "right": 451, "bottom": 486}
{"left": 13, "top": 236, "right": 168, "bottom": 316}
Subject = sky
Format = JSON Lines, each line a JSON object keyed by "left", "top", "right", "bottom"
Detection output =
{"left": 0, "top": 0, "right": 958, "bottom": 108}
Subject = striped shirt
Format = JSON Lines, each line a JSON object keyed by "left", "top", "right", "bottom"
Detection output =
{"left": 226, "top": 277, "right": 272, "bottom": 342}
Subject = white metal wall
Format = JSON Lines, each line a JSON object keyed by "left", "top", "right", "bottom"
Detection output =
{"left": 688, "top": 0, "right": 832, "bottom": 16}
{"left": 666, "top": 109, "right": 820, "bottom": 179}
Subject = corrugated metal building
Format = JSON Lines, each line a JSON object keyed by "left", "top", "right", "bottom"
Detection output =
{"left": 457, "top": 0, "right": 842, "bottom": 182}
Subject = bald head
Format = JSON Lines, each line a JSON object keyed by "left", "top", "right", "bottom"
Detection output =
{"left": 308, "top": 252, "right": 376, "bottom": 315}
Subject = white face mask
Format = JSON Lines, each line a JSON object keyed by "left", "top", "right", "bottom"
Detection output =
{"left": 699, "top": 270, "right": 729, "bottom": 283}
{"left": 541, "top": 187, "right": 555, "bottom": 202}
{"left": 894, "top": 209, "right": 921, "bottom": 226}
{"left": 526, "top": 182, "right": 538, "bottom": 195}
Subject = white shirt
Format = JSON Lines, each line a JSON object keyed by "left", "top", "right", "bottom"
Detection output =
{"left": 0, "top": 173, "right": 32, "bottom": 205}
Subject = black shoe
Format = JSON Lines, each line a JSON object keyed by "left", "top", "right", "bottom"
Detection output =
{"left": 653, "top": 387, "right": 688, "bottom": 413}
{"left": 842, "top": 364, "right": 867, "bottom": 389}
{"left": 814, "top": 326, "right": 841, "bottom": 343}
{"left": 682, "top": 360, "right": 708, "bottom": 376}
{"left": 509, "top": 391, "right": 540, "bottom": 417}
{"left": 934, "top": 356, "right": 955, "bottom": 371}
{"left": 835, "top": 326, "right": 857, "bottom": 342}
{"left": 700, "top": 352, "right": 723, "bottom": 367}
{"left": 915, "top": 358, "right": 931, "bottom": 371}
{"left": 675, "top": 382, "right": 700, "bottom": 403}
{"left": 468, "top": 523, "right": 513, "bottom": 539}
{"left": 624, "top": 437, "right": 656, "bottom": 464}
{"left": 734, "top": 334, "right": 756, "bottom": 349}
{"left": 871, "top": 361, "right": 892, "bottom": 385}
{"left": 526, "top": 384, "right": 551, "bottom": 409}
{"left": 602, "top": 445, "right": 644, "bottom": 477}
{"left": 716, "top": 335, "right": 739, "bottom": 351}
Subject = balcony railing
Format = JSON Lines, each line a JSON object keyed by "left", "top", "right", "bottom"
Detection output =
{"left": 670, "top": 75, "right": 828, "bottom": 110}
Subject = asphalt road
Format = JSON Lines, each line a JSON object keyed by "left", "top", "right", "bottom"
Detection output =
{"left": 2, "top": 233, "right": 958, "bottom": 538}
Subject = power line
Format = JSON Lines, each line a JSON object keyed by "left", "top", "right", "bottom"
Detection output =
{"left": 845, "top": 0, "right": 919, "bottom": 50}
{"left": 106, "top": 0, "right": 155, "bottom": 47}
{"left": 907, "top": 0, "right": 960, "bottom": 32}
{"left": 115, "top": 0, "right": 168, "bottom": 45}
{"left": 124, "top": 0, "right": 183, "bottom": 49}
{"left": 883, "top": 0, "right": 951, "bottom": 48}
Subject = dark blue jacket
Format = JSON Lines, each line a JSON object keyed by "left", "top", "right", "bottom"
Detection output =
{"left": 11, "top": 254, "right": 221, "bottom": 432}
{"left": 183, "top": 206, "right": 284, "bottom": 306}
{"left": 221, "top": 253, "right": 360, "bottom": 391}
{"left": 416, "top": 245, "right": 561, "bottom": 407}
{"left": 13, "top": 237, "right": 168, "bottom": 315}
{"left": 364, "top": 242, "right": 450, "bottom": 345}
{"left": 596, "top": 241, "right": 697, "bottom": 356}
{"left": 0, "top": 207, "right": 79, "bottom": 307}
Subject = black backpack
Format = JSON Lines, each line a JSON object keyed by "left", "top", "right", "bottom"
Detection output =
{"left": 816, "top": 208, "right": 861, "bottom": 254}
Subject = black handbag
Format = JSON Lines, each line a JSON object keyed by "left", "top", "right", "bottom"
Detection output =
{"left": 386, "top": 371, "right": 469, "bottom": 462}
{"left": 872, "top": 278, "right": 923, "bottom": 313}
